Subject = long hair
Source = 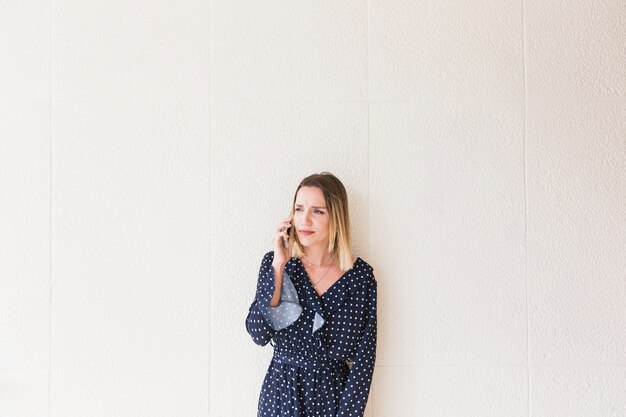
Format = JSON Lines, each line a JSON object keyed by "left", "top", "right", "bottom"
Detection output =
{"left": 288, "top": 172, "right": 354, "bottom": 271}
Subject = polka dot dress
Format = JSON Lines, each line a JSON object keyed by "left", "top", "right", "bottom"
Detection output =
{"left": 246, "top": 251, "right": 377, "bottom": 417}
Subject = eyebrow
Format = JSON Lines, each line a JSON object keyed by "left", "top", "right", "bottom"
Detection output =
{"left": 294, "top": 204, "right": 327, "bottom": 209}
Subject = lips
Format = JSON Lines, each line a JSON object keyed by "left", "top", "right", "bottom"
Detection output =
{"left": 298, "top": 230, "right": 314, "bottom": 235}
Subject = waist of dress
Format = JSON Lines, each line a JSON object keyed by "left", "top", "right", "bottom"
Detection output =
{"left": 272, "top": 350, "right": 346, "bottom": 370}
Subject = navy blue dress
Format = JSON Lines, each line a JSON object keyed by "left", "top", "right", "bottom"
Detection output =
{"left": 246, "top": 251, "right": 377, "bottom": 417}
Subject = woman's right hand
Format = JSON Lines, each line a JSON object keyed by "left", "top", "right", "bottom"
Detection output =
{"left": 272, "top": 217, "right": 292, "bottom": 267}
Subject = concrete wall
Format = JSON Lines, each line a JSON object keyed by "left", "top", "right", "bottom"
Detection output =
{"left": 1, "top": 0, "right": 625, "bottom": 416}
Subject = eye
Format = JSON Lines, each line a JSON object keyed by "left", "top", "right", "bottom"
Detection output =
{"left": 294, "top": 207, "right": 303, "bottom": 212}
{"left": 314, "top": 210, "right": 325, "bottom": 214}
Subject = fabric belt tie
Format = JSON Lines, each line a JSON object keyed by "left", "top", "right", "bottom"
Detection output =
{"left": 273, "top": 351, "right": 346, "bottom": 371}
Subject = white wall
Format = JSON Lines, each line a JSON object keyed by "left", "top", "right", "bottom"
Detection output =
{"left": 1, "top": 1, "right": 625, "bottom": 416}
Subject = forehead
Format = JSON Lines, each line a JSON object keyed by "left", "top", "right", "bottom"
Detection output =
{"left": 295, "top": 186, "right": 326, "bottom": 206}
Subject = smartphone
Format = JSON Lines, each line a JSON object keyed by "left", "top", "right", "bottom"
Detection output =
{"left": 283, "top": 226, "right": 291, "bottom": 249}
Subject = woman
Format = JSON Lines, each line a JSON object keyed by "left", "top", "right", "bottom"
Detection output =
{"left": 246, "top": 172, "right": 377, "bottom": 417}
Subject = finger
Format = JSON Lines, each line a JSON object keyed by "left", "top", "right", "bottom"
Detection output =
{"left": 276, "top": 226, "right": 290, "bottom": 234}
{"left": 277, "top": 220, "right": 291, "bottom": 229}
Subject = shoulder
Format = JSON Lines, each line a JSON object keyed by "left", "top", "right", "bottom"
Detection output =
{"left": 257, "top": 251, "right": 275, "bottom": 273}
{"left": 350, "top": 257, "right": 376, "bottom": 287}
{"left": 353, "top": 257, "right": 375, "bottom": 278}
{"left": 262, "top": 250, "right": 274, "bottom": 263}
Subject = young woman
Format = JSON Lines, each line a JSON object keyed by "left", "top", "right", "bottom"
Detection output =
{"left": 246, "top": 172, "right": 377, "bottom": 417}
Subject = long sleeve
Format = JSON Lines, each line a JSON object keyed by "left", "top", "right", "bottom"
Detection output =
{"left": 245, "top": 251, "right": 302, "bottom": 346}
{"left": 335, "top": 276, "right": 377, "bottom": 417}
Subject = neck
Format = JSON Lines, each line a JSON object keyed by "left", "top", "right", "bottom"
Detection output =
{"left": 303, "top": 245, "right": 333, "bottom": 266}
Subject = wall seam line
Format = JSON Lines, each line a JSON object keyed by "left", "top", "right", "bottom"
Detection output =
{"left": 522, "top": 1, "right": 531, "bottom": 416}
{"left": 48, "top": 0, "right": 53, "bottom": 414}
{"left": 365, "top": 0, "right": 373, "bottom": 415}
{"left": 208, "top": 2, "right": 212, "bottom": 415}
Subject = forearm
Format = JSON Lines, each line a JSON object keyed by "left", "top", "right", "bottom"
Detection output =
{"left": 269, "top": 262, "right": 285, "bottom": 307}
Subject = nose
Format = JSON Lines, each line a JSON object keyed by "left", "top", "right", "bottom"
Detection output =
{"left": 303, "top": 210, "right": 313, "bottom": 226}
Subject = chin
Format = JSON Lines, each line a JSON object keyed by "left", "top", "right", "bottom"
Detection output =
{"left": 297, "top": 238, "right": 313, "bottom": 247}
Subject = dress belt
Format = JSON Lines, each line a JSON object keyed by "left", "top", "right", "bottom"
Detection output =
{"left": 272, "top": 351, "right": 346, "bottom": 371}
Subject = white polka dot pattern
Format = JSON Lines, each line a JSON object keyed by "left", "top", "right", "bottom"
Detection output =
{"left": 245, "top": 251, "right": 377, "bottom": 417}
{"left": 264, "top": 272, "right": 303, "bottom": 331}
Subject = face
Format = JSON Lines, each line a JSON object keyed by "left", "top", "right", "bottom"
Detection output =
{"left": 293, "top": 186, "right": 330, "bottom": 250}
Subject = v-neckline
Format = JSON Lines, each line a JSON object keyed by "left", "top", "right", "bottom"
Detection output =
{"left": 297, "top": 257, "right": 359, "bottom": 298}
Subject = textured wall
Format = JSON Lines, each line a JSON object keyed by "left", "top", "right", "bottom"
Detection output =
{"left": 1, "top": 0, "right": 625, "bottom": 416}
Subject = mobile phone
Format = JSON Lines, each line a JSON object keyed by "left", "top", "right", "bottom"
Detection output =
{"left": 283, "top": 227, "right": 290, "bottom": 249}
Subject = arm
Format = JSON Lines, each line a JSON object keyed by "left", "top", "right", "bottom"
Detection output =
{"left": 245, "top": 301, "right": 276, "bottom": 346}
{"left": 245, "top": 252, "right": 277, "bottom": 346}
{"left": 335, "top": 277, "right": 377, "bottom": 417}
{"left": 245, "top": 252, "right": 302, "bottom": 346}
{"left": 269, "top": 259, "right": 285, "bottom": 307}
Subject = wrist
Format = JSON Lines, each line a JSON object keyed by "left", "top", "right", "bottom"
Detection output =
{"left": 272, "top": 261, "right": 286, "bottom": 270}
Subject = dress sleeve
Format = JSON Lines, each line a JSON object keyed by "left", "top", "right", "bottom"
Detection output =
{"left": 245, "top": 251, "right": 302, "bottom": 346}
{"left": 335, "top": 275, "right": 377, "bottom": 417}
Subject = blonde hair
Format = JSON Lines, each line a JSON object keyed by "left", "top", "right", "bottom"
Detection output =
{"left": 288, "top": 172, "right": 354, "bottom": 271}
